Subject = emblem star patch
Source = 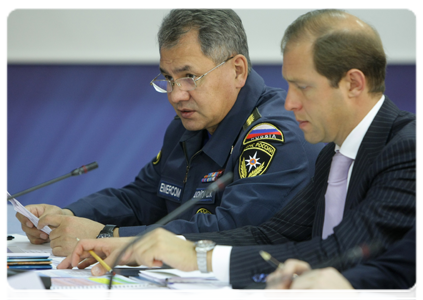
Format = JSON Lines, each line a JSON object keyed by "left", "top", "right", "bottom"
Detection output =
{"left": 239, "top": 141, "right": 276, "bottom": 178}
{"left": 245, "top": 151, "right": 261, "bottom": 172}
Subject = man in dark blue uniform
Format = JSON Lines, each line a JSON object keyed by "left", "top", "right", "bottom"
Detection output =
{"left": 16, "top": 9, "right": 323, "bottom": 256}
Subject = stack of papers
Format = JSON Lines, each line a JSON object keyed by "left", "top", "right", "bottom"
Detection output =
{"left": 137, "top": 269, "right": 231, "bottom": 289}
{"left": 7, "top": 253, "right": 52, "bottom": 270}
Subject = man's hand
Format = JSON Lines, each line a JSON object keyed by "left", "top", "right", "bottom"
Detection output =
{"left": 289, "top": 267, "right": 354, "bottom": 289}
{"left": 58, "top": 228, "right": 199, "bottom": 276}
{"left": 266, "top": 259, "right": 311, "bottom": 289}
{"left": 266, "top": 259, "right": 353, "bottom": 289}
{"left": 37, "top": 215, "right": 105, "bottom": 256}
{"left": 57, "top": 237, "right": 134, "bottom": 273}
{"left": 15, "top": 204, "right": 72, "bottom": 244}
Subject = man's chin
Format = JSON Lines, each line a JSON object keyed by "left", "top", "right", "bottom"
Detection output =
{"left": 303, "top": 132, "right": 322, "bottom": 145}
{"left": 181, "top": 120, "right": 204, "bottom": 132}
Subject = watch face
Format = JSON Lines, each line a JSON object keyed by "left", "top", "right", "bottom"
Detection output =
{"left": 198, "top": 240, "right": 214, "bottom": 247}
{"left": 196, "top": 240, "right": 216, "bottom": 250}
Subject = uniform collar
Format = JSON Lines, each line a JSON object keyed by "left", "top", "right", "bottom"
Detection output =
{"left": 180, "top": 69, "right": 265, "bottom": 167}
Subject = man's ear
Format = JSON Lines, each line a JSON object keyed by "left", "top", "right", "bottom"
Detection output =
{"left": 345, "top": 69, "right": 366, "bottom": 97}
{"left": 233, "top": 54, "right": 248, "bottom": 88}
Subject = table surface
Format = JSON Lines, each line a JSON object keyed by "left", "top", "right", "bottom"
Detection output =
{"left": 5, "top": 204, "right": 266, "bottom": 300}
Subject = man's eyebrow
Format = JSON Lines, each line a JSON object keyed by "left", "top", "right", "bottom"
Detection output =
{"left": 159, "top": 65, "right": 192, "bottom": 75}
{"left": 284, "top": 77, "right": 304, "bottom": 84}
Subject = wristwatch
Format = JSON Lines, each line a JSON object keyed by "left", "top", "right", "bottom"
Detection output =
{"left": 96, "top": 224, "right": 118, "bottom": 238}
{"left": 194, "top": 240, "right": 216, "bottom": 273}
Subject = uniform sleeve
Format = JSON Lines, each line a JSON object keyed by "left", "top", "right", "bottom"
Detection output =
{"left": 65, "top": 120, "right": 186, "bottom": 233}
{"left": 65, "top": 157, "right": 167, "bottom": 228}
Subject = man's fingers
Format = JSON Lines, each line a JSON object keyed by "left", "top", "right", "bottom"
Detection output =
{"left": 20, "top": 222, "right": 50, "bottom": 244}
{"left": 15, "top": 212, "right": 26, "bottom": 222}
{"left": 57, "top": 255, "right": 73, "bottom": 269}
{"left": 282, "top": 259, "right": 311, "bottom": 276}
{"left": 40, "top": 232, "right": 49, "bottom": 240}
{"left": 37, "top": 214, "right": 64, "bottom": 229}
{"left": 266, "top": 270, "right": 294, "bottom": 289}
{"left": 28, "top": 236, "right": 50, "bottom": 244}
{"left": 15, "top": 212, "right": 34, "bottom": 228}
{"left": 91, "top": 263, "right": 108, "bottom": 276}
{"left": 71, "top": 239, "right": 108, "bottom": 267}
{"left": 52, "top": 246, "right": 67, "bottom": 257}
{"left": 77, "top": 257, "right": 98, "bottom": 269}
{"left": 289, "top": 270, "right": 319, "bottom": 289}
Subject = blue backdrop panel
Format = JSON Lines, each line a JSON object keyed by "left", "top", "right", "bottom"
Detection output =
{"left": 7, "top": 64, "right": 416, "bottom": 208}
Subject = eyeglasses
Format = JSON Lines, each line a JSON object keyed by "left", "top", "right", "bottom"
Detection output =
{"left": 150, "top": 56, "right": 234, "bottom": 94}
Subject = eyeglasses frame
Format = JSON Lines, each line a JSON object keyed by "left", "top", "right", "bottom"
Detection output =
{"left": 150, "top": 56, "right": 235, "bottom": 93}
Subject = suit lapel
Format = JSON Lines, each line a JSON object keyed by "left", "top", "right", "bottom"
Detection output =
{"left": 344, "top": 97, "right": 400, "bottom": 211}
{"left": 312, "top": 143, "right": 336, "bottom": 237}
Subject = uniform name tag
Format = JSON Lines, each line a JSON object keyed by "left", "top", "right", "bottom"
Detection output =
{"left": 193, "top": 188, "right": 214, "bottom": 202}
{"left": 159, "top": 181, "right": 182, "bottom": 202}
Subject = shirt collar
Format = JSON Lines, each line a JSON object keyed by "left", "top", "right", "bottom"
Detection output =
{"left": 336, "top": 95, "right": 385, "bottom": 159}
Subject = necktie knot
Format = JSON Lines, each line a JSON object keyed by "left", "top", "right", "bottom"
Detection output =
{"left": 327, "top": 151, "right": 354, "bottom": 184}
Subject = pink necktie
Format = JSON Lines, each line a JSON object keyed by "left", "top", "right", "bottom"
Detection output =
{"left": 322, "top": 151, "right": 354, "bottom": 239}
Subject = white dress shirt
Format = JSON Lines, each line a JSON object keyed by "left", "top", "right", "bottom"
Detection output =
{"left": 212, "top": 95, "right": 385, "bottom": 282}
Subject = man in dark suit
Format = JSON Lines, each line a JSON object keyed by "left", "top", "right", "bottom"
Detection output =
{"left": 265, "top": 225, "right": 416, "bottom": 289}
{"left": 58, "top": 9, "right": 415, "bottom": 289}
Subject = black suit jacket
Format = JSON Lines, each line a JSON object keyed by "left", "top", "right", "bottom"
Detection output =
{"left": 184, "top": 97, "right": 416, "bottom": 288}
{"left": 342, "top": 224, "right": 415, "bottom": 289}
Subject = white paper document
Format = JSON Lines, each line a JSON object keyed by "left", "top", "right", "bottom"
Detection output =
{"left": 138, "top": 269, "right": 231, "bottom": 289}
{"left": 8, "top": 269, "right": 47, "bottom": 289}
{"left": 7, "top": 192, "right": 52, "bottom": 234}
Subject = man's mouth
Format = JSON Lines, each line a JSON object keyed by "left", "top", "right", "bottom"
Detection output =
{"left": 297, "top": 119, "right": 309, "bottom": 129}
{"left": 179, "top": 109, "right": 195, "bottom": 118}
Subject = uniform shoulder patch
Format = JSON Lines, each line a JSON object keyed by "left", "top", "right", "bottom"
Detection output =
{"left": 239, "top": 141, "right": 276, "bottom": 178}
{"left": 153, "top": 150, "right": 162, "bottom": 165}
{"left": 243, "top": 123, "right": 284, "bottom": 145}
{"left": 196, "top": 208, "right": 212, "bottom": 214}
{"left": 243, "top": 107, "right": 262, "bottom": 131}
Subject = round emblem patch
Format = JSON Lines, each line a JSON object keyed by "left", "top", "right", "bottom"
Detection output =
{"left": 196, "top": 208, "right": 212, "bottom": 214}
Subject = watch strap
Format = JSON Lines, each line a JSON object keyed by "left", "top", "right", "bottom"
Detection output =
{"left": 195, "top": 240, "right": 215, "bottom": 273}
{"left": 197, "top": 251, "right": 208, "bottom": 273}
{"left": 96, "top": 224, "right": 117, "bottom": 238}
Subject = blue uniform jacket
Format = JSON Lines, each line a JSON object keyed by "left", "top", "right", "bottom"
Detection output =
{"left": 66, "top": 70, "right": 324, "bottom": 236}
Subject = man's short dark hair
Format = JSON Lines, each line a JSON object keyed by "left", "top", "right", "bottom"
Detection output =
{"left": 281, "top": 9, "right": 386, "bottom": 94}
{"left": 158, "top": 9, "right": 251, "bottom": 73}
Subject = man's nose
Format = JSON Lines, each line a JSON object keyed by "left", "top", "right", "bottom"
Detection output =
{"left": 168, "top": 84, "right": 190, "bottom": 104}
{"left": 284, "top": 89, "right": 302, "bottom": 112}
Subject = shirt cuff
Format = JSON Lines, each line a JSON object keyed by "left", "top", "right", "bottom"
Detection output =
{"left": 211, "top": 245, "right": 232, "bottom": 283}
{"left": 357, "top": 292, "right": 397, "bottom": 300}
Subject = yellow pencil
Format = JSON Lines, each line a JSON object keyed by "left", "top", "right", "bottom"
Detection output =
{"left": 76, "top": 237, "right": 112, "bottom": 273}
{"left": 88, "top": 250, "right": 112, "bottom": 273}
